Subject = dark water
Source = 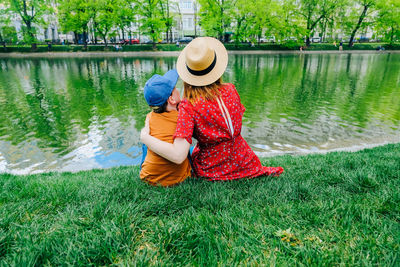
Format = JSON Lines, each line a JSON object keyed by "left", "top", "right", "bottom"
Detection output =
{"left": 0, "top": 54, "right": 399, "bottom": 174}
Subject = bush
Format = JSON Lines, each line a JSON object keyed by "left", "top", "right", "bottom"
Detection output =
{"left": 156, "top": 44, "right": 182, "bottom": 51}
{"left": 225, "top": 43, "right": 298, "bottom": 50}
{"left": 384, "top": 43, "right": 400, "bottom": 50}
{"left": 1, "top": 26, "right": 18, "bottom": 44}
{"left": 118, "top": 44, "right": 155, "bottom": 51}
{"left": 306, "top": 44, "right": 339, "bottom": 50}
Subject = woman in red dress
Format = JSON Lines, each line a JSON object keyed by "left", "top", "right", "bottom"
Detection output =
{"left": 140, "top": 37, "right": 283, "bottom": 181}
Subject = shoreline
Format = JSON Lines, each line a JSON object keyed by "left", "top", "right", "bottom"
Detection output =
{"left": 0, "top": 50, "right": 399, "bottom": 58}
{"left": 1, "top": 141, "right": 399, "bottom": 176}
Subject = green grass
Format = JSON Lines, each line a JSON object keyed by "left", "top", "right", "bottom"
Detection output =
{"left": 0, "top": 143, "right": 399, "bottom": 265}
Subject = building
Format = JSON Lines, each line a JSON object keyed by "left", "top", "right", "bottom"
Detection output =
{"left": 173, "top": 0, "right": 202, "bottom": 38}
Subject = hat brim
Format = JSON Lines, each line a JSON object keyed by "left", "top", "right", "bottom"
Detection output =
{"left": 177, "top": 37, "right": 228, "bottom": 87}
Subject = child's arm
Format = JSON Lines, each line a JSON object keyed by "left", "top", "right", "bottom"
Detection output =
{"left": 140, "top": 114, "right": 190, "bottom": 164}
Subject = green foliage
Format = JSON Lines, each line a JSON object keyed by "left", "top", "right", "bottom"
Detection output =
{"left": 0, "top": 143, "right": 399, "bottom": 265}
{"left": 0, "top": 26, "right": 18, "bottom": 43}
{"left": 20, "top": 25, "right": 37, "bottom": 44}
{"left": 266, "top": 0, "right": 307, "bottom": 42}
{"left": 94, "top": 0, "right": 119, "bottom": 45}
{"left": 138, "top": 0, "right": 165, "bottom": 45}
{"left": 198, "top": 0, "right": 234, "bottom": 40}
{"left": 343, "top": 0, "right": 379, "bottom": 46}
{"left": 2, "top": 0, "right": 400, "bottom": 47}
{"left": 376, "top": 0, "right": 400, "bottom": 43}
{"left": 159, "top": 0, "right": 176, "bottom": 42}
{"left": 384, "top": 43, "right": 400, "bottom": 49}
{"left": 298, "top": 0, "right": 347, "bottom": 45}
{"left": 4, "top": 0, "right": 52, "bottom": 44}
{"left": 114, "top": 0, "right": 137, "bottom": 39}
{"left": 57, "top": 0, "right": 93, "bottom": 35}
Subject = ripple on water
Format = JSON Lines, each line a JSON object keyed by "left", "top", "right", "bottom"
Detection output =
{"left": 0, "top": 54, "right": 400, "bottom": 173}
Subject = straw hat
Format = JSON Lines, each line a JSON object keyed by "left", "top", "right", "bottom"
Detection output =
{"left": 177, "top": 37, "right": 228, "bottom": 87}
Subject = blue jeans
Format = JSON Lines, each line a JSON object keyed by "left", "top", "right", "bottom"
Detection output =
{"left": 140, "top": 144, "right": 194, "bottom": 170}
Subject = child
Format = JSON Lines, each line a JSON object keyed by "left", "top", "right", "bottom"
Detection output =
{"left": 140, "top": 69, "right": 191, "bottom": 186}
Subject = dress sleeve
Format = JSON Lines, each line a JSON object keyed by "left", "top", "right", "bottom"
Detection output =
{"left": 174, "top": 100, "right": 194, "bottom": 144}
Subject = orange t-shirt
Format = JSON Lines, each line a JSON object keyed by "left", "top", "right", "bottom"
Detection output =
{"left": 140, "top": 110, "right": 191, "bottom": 186}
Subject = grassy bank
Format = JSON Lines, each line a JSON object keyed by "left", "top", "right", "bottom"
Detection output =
{"left": 0, "top": 143, "right": 399, "bottom": 265}
{"left": 1, "top": 43, "right": 400, "bottom": 53}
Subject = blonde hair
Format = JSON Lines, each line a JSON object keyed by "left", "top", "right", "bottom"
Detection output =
{"left": 183, "top": 78, "right": 222, "bottom": 105}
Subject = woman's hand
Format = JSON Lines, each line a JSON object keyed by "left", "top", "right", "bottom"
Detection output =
{"left": 140, "top": 113, "right": 151, "bottom": 143}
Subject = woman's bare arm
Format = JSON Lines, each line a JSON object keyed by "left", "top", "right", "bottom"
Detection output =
{"left": 140, "top": 114, "right": 191, "bottom": 164}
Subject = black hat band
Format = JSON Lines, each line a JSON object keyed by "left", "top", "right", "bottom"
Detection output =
{"left": 186, "top": 52, "right": 217, "bottom": 76}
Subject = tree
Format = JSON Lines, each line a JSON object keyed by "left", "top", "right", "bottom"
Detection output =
{"left": 346, "top": 0, "right": 378, "bottom": 47}
{"left": 231, "top": 0, "right": 254, "bottom": 44}
{"left": 193, "top": 0, "right": 199, "bottom": 37}
{"left": 94, "top": 0, "right": 118, "bottom": 46}
{"left": 0, "top": 8, "right": 9, "bottom": 45}
{"left": 376, "top": 0, "right": 400, "bottom": 43}
{"left": 137, "top": 0, "right": 165, "bottom": 49}
{"left": 5, "top": 0, "right": 51, "bottom": 48}
{"left": 159, "top": 0, "right": 175, "bottom": 43}
{"left": 1, "top": 26, "right": 19, "bottom": 44}
{"left": 115, "top": 0, "right": 136, "bottom": 41}
{"left": 298, "top": 0, "right": 343, "bottom": 46}
{"left": 57, "top": 0, "right": 93, "bottom": 45}
{"left": 198, "top": 0, "right": 236, "bottom": 41}
{"left": 273, "top": 0, "right": 307, "bottom": 43}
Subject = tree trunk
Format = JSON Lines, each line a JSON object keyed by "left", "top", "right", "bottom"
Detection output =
{"left": 1, "top": 34, "right": 5, "bottom": 49}
{"left": 349, "top": 5, "right": 368, "bottom": 47}
{"left": 166, "top": 2, "right": 170, "bottom": 43}
{"left": 390, "top": 27, "right": 394, "bottom": 44}
{"left": 322, "top": 19, "right": 327, "bottom": 42}
{"left": 83, "top": 31, "right": 88, "bottom": 48}
{"left": 74, "top": 31, "right": 79, "bottom": 44}
{"left": 220, "top": 4, "right": 224, "bottom": 41}
{"left": 93, "top": 23, "right": 98, "bottom": 44}
{"left": 306, "top": 36, "right": 311, "bottom": 46}
{"left": 305, "top": 17, "right": 311, "bottom": 46}
{"left": 26, "top": 21, "right": 36, "bottom": 50}
{"left": 194, "top": 2, "right": 197, "bottom": 38}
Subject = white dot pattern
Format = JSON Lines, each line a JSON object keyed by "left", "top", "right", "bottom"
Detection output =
{"left": 174, "top": 83, "right": 284, "bottom": 181}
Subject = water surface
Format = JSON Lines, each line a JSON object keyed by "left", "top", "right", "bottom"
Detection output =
{"left": 0, "top": 54, "right": 399, "bottom": 174}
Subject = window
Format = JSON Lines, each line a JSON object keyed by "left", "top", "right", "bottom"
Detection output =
{"left": 181, "top": 0, "right": 192, "bottom": 9}
{"left": 183, "top": 18, "right": 193, "bottom": 29}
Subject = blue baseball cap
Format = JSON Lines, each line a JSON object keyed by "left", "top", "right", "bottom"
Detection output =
{"left": 144, "top": 69, "right": 179, "bottom": 107}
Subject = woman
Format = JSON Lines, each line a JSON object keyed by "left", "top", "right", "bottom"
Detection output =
{"left": 141, "top": 37, "right": 283, "bottom": 181}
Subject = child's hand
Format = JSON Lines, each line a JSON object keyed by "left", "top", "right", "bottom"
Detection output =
{"left": 140, "top": 113, "right": 151, "bottom": 142}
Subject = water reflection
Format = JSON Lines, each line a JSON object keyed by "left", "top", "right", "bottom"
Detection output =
{"left": 0, "top": 54, "right": 399, "bottom": 174}
{"left": 228, "top": 54, "right": 400, "bottom": 155}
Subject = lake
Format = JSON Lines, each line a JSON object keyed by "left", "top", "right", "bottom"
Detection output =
{"left": 0, "top": 53, "right": 399, "bottom": 174}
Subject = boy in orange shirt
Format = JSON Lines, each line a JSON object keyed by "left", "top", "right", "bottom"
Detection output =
{"left": 140, "top": 69, "right": 191, "bottom": 186}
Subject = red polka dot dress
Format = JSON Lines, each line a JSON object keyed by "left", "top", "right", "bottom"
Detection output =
{"left": 174, "top": 83, "right": 284, "bottom": 181}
